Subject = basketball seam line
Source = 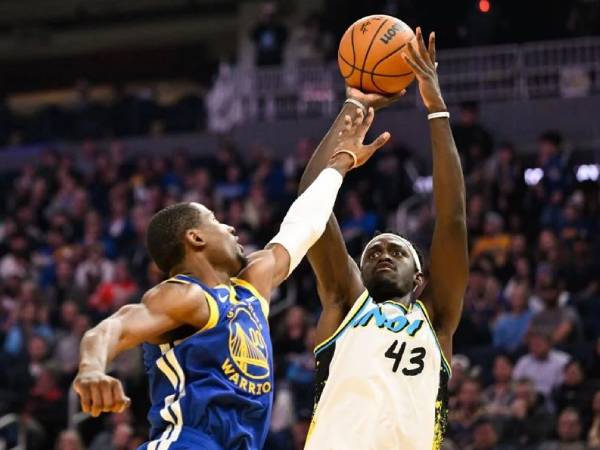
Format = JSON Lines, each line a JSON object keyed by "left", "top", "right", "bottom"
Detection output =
{"left": 349, "top": 24, "right": 356, "bottom": 79}
{"left": 371, "top": 42, "right": 411, "bottom": 94}
{"left": 338, "top": 51, "right": 413, "bottom": 77}
{"left": 360, "top": 18, "right": 389, "bottom": 91}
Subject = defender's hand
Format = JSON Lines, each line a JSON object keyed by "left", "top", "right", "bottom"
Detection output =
{"left": 346, "top": 86, "right": 406, "bottom": 112}
{"left": 402, "top": 27, "right": 447, "bottom": 113}
{"left": 328, "top": 107, "right": 391, "bottom": 173}
{"left": 74, "top": 370, "right": 131, "bottom": 417}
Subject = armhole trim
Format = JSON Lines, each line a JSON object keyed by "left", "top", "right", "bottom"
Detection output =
{"left": 230, "top": 277, "right": 269, "bottom": 318}
{"left": 164, "top": 276, "right": 190, "bottom": 285}
{"left": 199, "top": 291, "right": 220, "bottom": 332}
{"left": 415, "top": 300, "right": 452, "bottom": 376}
{"left": 314, "top": 290, "right": 370, "bottom": 355}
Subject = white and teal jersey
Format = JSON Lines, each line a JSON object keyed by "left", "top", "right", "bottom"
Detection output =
{"left": 305, "top": 291, "right": 450, "bottom": 450}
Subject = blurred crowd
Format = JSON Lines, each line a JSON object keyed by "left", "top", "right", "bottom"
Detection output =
{"left": 0, "top": 80, "right": 207, "bottom": 148}
{"left": 250, "top": 0, "right": 600, "bottom": 67}
{"left": 0, "top": 99, "right": 599, "bottom": 450}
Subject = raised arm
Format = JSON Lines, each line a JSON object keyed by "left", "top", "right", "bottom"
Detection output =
{"left": 74, "top": 282, "right": 210, "bottom": 417}
{"left": 239, "top": 111, "right": 392, "bottom": 304}
{"left": 402, "top": 28, "right": 468, "bottom": 350}
{"left": 297, "top": 91, "right": 402, "bottom": 310}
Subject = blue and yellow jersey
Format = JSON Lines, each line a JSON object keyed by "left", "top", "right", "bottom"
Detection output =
{"left": 139, "top": 274, "right": 273, "bottom": 450}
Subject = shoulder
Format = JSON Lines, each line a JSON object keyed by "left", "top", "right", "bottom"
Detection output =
{"left": 551, "top": 350, "right": 570, "bottom": 364}
{"left": 514, "top": 354, "right": 532, "bottom": 367}
{"left": 142, "top": 278, "right": 206, "bottom": 313}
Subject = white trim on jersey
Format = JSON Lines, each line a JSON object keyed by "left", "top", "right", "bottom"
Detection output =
{"left": 147, "top": 343, "right": 187, "bottom": 450}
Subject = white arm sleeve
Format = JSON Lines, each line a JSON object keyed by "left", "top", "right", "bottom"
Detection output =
{"left": 268, "top": 167, "right": 343, "bottom": 277}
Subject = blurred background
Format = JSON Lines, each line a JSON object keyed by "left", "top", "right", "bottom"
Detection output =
{"left": 0, "top": 1, "right": 599, "bottom": 449}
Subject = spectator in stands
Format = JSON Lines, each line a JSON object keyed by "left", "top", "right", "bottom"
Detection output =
{"left": 88, "top": 259, "right": 138, "bottom": 316}
{"left": 483, "top": 355, "right": 515, "bottom": 418}
{"left": 88, "top": 410, "right": 134, "bottom": 450}
{"left": 513, "top": 331, "right": 570, "bottom": 399}
{"left": 276, "top": 306, "right": 309, "bottom": 356}
{"left": 537, "top": 131, "right": 573, "bottom": 196}
{"left": 251, "top": 2, "right": 288, "bottom": 66}
{"left": 206, "top": 62, "right": 242, "bottom": 134}
{"left": 452, "top": 101, "right": 493, "bottom": 173}
{"left": 3, "top": 302, "right": 52, "bottom": 356}
{"left": 471, "top": 212, "right": 512, "bottom": 267}
{"left": 25, "top": 366, "right": 67, "bottom": 445}
{"left": 53, "top": 313, "right": 90, "bottom": 377}
{"left": 74, "top": 243, "right": 115, "bottom": 293}
{"left": 54, "top": 430, "right": 84, "bottom": 450}
{"left": 459, "top": 267, "right": 497, "bottom": 348}
{"left": 538, "top": 408, "right": 586, "bottom": 450}
{"left": 341, "top": 191, "right": 378, "bottom": 255}
{"left": 466, "top": 419, "right": 513, "bottom": 450}
{"left": 286, "top": 326, "right": 316, "bottom": 415}
{"left": 286, "top": 12, "right": 333, "bottom": 64}
{"left": 552, "top": 359, "right": 596, "bottom": 417}
{"left": 48, "top": 261, "right": 87, "bottom": 309}
{"left": 507, "top": 379, "right": 553, "bottom": 447}
{"left": 493, "top": 281, "right": 533, "bottom": 353}
{"left": 529, "top": 278, "right": 582, "bottom": 345}
{"left": 449, "top": 378, "right": 485, "bottom": 448}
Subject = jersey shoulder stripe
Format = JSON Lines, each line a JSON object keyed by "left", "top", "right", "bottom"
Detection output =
{"left": 231, "top": 277, "right": 269, "bottom": 318}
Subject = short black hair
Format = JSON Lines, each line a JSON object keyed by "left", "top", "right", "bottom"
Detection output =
{"left": 146, "top": 203, "right": 204, "bottom": 273}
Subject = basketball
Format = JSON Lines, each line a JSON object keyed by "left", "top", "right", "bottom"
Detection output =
{"left": 338, "top": 15, "right": 416, "bottom": 94}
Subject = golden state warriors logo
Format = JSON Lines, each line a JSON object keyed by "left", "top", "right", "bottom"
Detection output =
{"left": 221, "top": 305, "right": 272, "bottom": 395}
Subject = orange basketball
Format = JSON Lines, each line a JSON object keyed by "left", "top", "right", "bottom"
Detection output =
{"left": 338, "top": 15, "right": 415, "bottom": 94}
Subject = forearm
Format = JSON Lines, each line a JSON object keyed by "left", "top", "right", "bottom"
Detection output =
{"left": 270, "top": 155, "right": 353, "bottom": 276}
{"left": 299, "top": 103, "right": 357, "bottom": 193}
{"left": 430, "top": 118, "right": 466, "bottom": 222}
{"left": 79, "top": 318, "right": 123, "bottom": 373}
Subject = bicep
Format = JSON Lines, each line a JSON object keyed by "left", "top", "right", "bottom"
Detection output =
{"left": 308, "top": 215, "right": 364, "bottom": 308}
{"left": 111, "top": 304, "right": 179, "bottom": 352}
{"left": 115, "top": 285, "right": 210, "bottom": 350}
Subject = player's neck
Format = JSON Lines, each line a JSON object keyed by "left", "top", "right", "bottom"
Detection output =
{"left": 172, "top": 257, "right": 231, "bottom": 288}
{"left": 372, "top": 292, "right": 412, "bottom": 306}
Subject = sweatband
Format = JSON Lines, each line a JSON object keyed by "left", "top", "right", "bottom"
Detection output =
{"left": 359, "top": 233, "right": 422, "bottom": 272}
{"left": 269, "top": 168, "right": 343, "bottom": 277}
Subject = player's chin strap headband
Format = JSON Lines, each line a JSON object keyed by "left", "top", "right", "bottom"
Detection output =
{"left": 359, "top": 233, "right": 422, "bottom": 273}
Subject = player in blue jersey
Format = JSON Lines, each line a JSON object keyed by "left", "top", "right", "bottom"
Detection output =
{"left": 72, "top": 109, "right": 392, "bottom": 450}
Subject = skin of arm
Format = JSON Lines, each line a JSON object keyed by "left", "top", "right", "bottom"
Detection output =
{"left": 297, "top": 94, "right": 401, "bottom": 345}
{"left": 239, "top": 114, "right": 391, "bottom": 304}
{"left": 74, "top": 282, "right": 210, "bottom": 417}
{"left": 402, "top": 28, "right": 469, "bottom": 362}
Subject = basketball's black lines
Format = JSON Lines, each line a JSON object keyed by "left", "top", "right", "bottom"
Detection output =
{"left": 359, "top": 19, "right": 388, "bottom": 91}
{"left": 371, "top": 42, "right": 412, "bottom": 94}
{"left": 338, "top": 52, "right": 413, "bottom": 78}
{"left": 350, "top": 24, "right": 356, "bottom": 76}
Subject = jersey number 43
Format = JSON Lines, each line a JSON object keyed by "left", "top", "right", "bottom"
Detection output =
{"left": 384, "top": 340, "right": 426, "bottom": 376}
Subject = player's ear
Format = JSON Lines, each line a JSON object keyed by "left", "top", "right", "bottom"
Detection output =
{"left": 185, "top": 229, "right": 206, "bottom": 250}
{"left": 413, "top": 271, "right": 425, "bottom": 292}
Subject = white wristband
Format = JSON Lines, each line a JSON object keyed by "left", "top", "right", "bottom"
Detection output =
{"left": 344, "top": 98, "right": 367, "bottom": 114}
{"left": 427, "top": 111, "right": 450, "bottom": 120}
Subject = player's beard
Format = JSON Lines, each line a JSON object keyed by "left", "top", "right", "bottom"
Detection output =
{"left": 367, "top": 276, "right": 413, "bottom": 303}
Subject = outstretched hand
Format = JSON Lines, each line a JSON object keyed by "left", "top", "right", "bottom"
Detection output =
{"left": 402, "top": 27, "right": 447, "bottom": 113}
{"left": 330, "top": 107, "right": 391, "bottom": 170}
{"left": 346, "top": 86, "right": 406, "bottom": 112}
